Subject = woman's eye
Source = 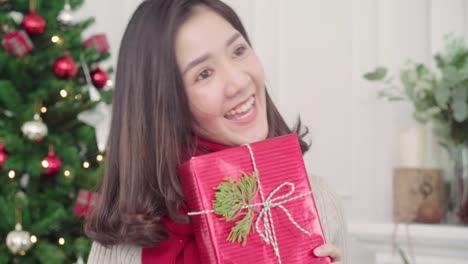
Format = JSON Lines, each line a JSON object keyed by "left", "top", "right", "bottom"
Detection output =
{"left": 195, "top": 69, "right": 213, "bottom": 82}
{"left": 233, "top": 46, "right": 247, "bottom": 58}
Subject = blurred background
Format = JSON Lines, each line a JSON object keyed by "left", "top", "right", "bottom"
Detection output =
{"left": 1, "top": 0, "right": 467, "bottom": 263}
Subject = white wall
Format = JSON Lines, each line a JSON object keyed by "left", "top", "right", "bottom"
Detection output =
{"left": 74, "top": 0, "right": 142, "bottom": 68}
{"left": 78, "top": 0, "right": 467, "bottom": 263}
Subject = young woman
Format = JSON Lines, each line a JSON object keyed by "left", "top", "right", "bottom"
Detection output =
{"left": 85, "top": 0, "right": 347, "bottom": 263}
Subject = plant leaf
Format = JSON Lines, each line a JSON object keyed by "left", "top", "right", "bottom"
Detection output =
{"left": 452, "top": 100, "right": 468, "bottom": 122}
{"left": 451, "top": 86, "right": 468, "bottom": 122}
{"left": 363, "top": 67, "right": 387, "bottom": 81}
{"left": 434, "top": 85, "right": 451, "bottom": 109}
{"left": 400, "top": 69, "right": 418, "bottom": 100}
{"left": 434, "top": 54, "right": 446, "bottom": 69}
{"left": 442, "top": 65, "right": 460, "bottom": 86}
{"left": 432, "top": 123, "right": 451, "bottom": 141}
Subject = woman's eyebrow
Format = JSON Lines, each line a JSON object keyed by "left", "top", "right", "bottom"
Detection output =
{"left": 225, "top": 32, "right": 241, "bottom": 47}
{"left": 183, "top": 32, "right": 242, "bottom": 75}
{"left": 183, "top": 54, "right": 210, "bottom": 75}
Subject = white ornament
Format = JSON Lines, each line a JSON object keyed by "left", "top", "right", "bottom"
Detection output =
{"left": 77, "top": 102, "right": 112, "bottom": 153}
{"left": 7, "top": 11, "right": 23, "bottom": 24}
{"left": 20, "top": 173, "right": 30, "bottom": 188}
{"left": 6, "top": 223, "right": 32, "bottom": 255}
{"left": 57, "top": 0, "right": 73, "bottom": 25}
{"left": 3, "top": 110, "right": 14, "bottom": 117}
{"left": 21, "top": 114, "right": 48, "bottom": 141}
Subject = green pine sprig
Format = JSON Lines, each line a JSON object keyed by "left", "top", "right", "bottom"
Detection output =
{"left": 213, "top": 171, "right": 259, "bottom": 246}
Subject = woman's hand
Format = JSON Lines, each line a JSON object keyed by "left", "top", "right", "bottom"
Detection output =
{"left": 313, "top": 243, "right": 343, "bottom": 264}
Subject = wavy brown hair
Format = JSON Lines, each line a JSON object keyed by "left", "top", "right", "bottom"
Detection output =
{"left": 85, "top": 0, "right": 310, "bottom": 247}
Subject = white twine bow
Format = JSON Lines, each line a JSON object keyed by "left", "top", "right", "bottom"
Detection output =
{"left": 249, "top": 182, "right": 313, "bottom": 245}
{"left": 188, "top": 143, "right": 314, "bottom": 264}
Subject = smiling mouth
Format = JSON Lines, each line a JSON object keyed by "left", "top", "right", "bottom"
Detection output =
{"left": 224, "top": 96, "right": 255, "bottom": 120}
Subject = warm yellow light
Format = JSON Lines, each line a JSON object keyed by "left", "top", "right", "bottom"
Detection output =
{"left": 64, "top": 170, "right": 71, "bottom": 177}
{"left": 40, "top": 107, "right": 47, "bottom": 113}
{"left": 51, "top": 35, "right": 60, "bottom": 43}
{"left": 8, "top": 170, "right": 15, "bottom": 179}
{"left": 30, "top": 235, "right": 37, "bottom": 243}
{"left": 83, "top": 162, "right": 90, "bottom": 168}
{"left": 60, "top": 89, "right": 68, "bottom": 98}
{"left": 51, "top": 35, "right": 64, "bottom": 45}
{"left": 96, "top": 155, "right": 103, "bottom": 162}
{"left": 58, "top": 238, "right": 65, "bottom": 245}
{"left": 75, "top": 94, "right": 82, "bottom": 100}
{"left": 42, "top": 160, "right": 49, "bottom": 168}
{"left": 106, "top": 80, "right": 113, "bottom": 86}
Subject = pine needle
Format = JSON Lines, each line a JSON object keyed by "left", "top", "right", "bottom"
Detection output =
{"left": 213, "top": 171, "right": 258, "bottom": 246}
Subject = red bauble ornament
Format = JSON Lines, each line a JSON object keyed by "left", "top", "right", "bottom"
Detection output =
{"left": 53, "top": 54, "right": 78, "bottom": 79}
{"left": 0, "top": 144, "right": 8, "bottom": 169}
{"left": 42, "top": 150, "right": 62, "bottom": 176}
{"left": 90, "top": 68, "right": 108, "bottom": 90}
{"left": 22, "top": 11, "right": 46, "bottom": 36}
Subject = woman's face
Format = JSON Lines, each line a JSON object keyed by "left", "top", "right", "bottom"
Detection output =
{"left": 175, "top": 6, "right": 268, "bottom": 146}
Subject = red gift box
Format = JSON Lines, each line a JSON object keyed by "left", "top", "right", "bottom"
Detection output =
{"left": 74, "top": 189, "right": 99, "bottom": 217}
{"left": 178, "top": 134, "right": 331, "bottom": 264}
{"left": 83, "top": 34, "right": 109, "bottom": 53}
{"left": 2, "top": 30, "right": 33, "bottom": 57}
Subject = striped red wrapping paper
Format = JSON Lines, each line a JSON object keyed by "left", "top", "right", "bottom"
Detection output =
{"left": 178, "top": 134, "right": 331, "bottom": 264}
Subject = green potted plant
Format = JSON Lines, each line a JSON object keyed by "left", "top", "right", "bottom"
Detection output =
{"left": 364, "top": 35, "right": 468, "bottom": 224}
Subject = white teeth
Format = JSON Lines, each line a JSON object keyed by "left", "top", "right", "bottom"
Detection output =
{"left": 226, "top": 96, "right": 255, "bottom": 116}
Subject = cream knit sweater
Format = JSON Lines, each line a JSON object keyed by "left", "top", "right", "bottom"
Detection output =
{"left": 87, "top": 176, "right": 348, "bottom": 263}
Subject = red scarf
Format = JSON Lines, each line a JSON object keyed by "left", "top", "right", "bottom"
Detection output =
{"left": 142, "top": 138, "right": 230, "bottom": 264}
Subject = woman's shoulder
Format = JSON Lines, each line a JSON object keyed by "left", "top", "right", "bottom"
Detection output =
{"left": 87, "top": 241, "right": 142, "bottom": 264}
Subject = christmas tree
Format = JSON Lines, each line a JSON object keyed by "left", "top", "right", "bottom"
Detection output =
{"left": 0, "top": 0, "right": 113, "bottom": 263}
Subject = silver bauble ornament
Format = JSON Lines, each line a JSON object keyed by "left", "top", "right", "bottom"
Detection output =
{"left": 21, "top": 114, "right": 48, "bottom": 141}
{"left": 6, "top": 223, "right": 32, "bottom": 255}
{"left": 57, "top": 0, "right": 73, "bottom": 25}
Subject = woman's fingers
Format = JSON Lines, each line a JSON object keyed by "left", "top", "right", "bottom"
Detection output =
{"left": 313, "top": 243, "right": 342, "bottom": 261}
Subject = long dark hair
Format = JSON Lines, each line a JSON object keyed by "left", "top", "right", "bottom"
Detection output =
{"left": 85, "top": 0, "right": 310, "bottom": 247}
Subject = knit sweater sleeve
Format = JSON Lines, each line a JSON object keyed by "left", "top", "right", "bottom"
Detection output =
{"left": 87, "top": 241, "right": 141, "bottom": 264}
{"left": 310, "top": 175, "right": 348, "bottom": 263}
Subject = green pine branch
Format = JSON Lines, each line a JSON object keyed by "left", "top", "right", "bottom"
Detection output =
{"left": 213, "top": 171, "right": 258, "bottom": 246}
{"left": 33, "top": 241, "right": 67, "bottom": 264}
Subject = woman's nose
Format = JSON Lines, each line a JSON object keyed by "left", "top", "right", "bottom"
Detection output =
{"left": 222, "top": 64, "right": 249, "bottom": 98}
